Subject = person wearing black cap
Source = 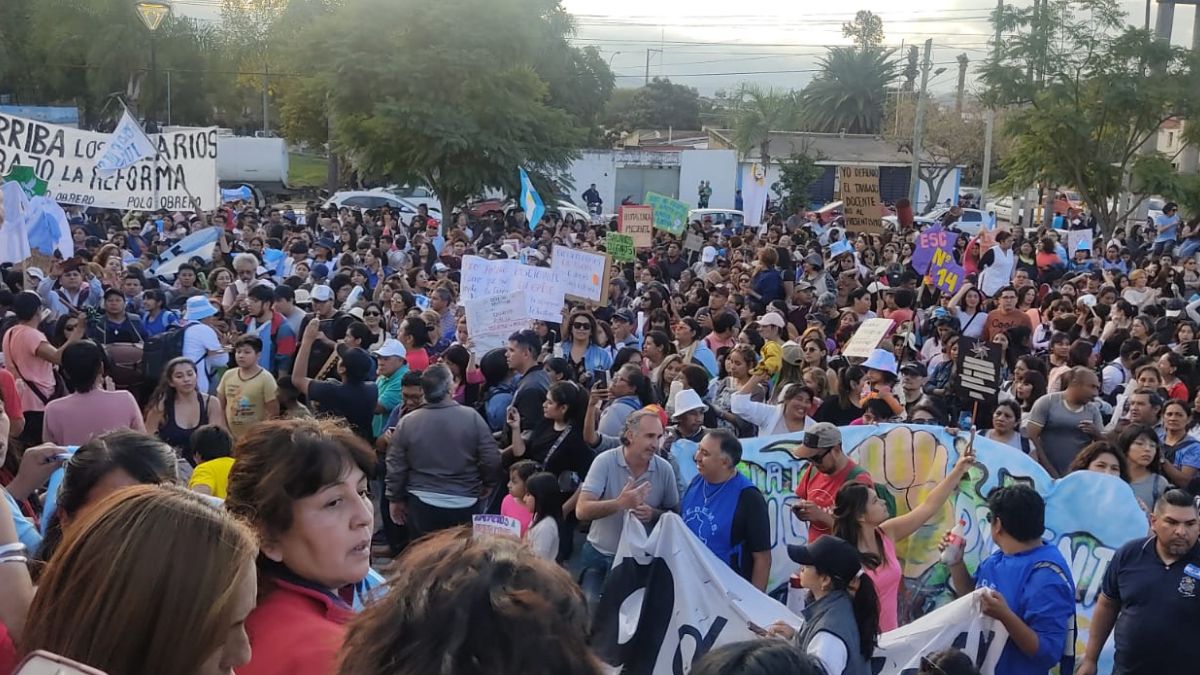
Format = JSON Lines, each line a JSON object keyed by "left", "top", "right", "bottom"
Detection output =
{"left": 292, "top": 317, "right": 379, "bottom": 440}
{"left": 898, "top": 361, "right": 928, "bottom": 418}
{"left": 609, "top": 309, "right": 640, "bottom": 351}
{"left": 766, "top": 535, "right": 879, "bottom": 675}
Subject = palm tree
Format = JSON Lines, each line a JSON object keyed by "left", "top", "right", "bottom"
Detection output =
{"left": 728, "top": 86, "right": 801, "bottom": 166}
{"left": 800, "top": 47, "right": 899, "bottom": 135}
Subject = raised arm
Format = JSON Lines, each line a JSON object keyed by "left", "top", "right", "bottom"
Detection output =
{"left": 292, "top": 319, "right": 319, "bottom": 395}
{"left": 881, "top": 443, "right": 975, "bottom": 543}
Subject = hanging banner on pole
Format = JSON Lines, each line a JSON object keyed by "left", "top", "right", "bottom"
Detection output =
{"left": 0, "top": 112, "right": 219, "bottom": 211}
{"left": 839, "top": 165, "right": 884, "bottom": 234}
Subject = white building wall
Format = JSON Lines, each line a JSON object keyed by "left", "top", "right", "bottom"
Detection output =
{"left": 565, "top": 151, "right": 618, "bottom": 210}
{"left": 679, "top": 149, "right": 738, "bottom": 209}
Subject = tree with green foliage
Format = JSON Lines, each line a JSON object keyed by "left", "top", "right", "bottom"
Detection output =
{"left": 602, "top": 78, "right": 703, "bottom": 134}
{"left": 728, "top": 86, "right": 802, "bottom": 167}
{"left": 800, "top": 47, "right": 899, "bottom": 135}
{"left": 773, "top": 151, "right": 826, "bottom": 213}
{"left": 279, "top": 0, "right": 609, "bottom": 215}
{"left": 842, "top": 10, "right": 885, "bottom": 48}
{"left": 981, "top": 0, "right": 1200, "bottom": 236}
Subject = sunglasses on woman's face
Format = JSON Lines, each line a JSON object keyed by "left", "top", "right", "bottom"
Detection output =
{"left": 365, "top": 311, "right": 382, "bottom": 317}
{"left": 572, "top": 322, "right": 592, "bottom": 330}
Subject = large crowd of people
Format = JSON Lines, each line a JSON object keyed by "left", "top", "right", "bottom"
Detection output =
{"left": 0, "top": 193, "right": 1197, "bottom": 675}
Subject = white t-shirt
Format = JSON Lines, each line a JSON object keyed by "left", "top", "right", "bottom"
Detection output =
{"left": 527, "top": 517, "right": 559, "bottom": 561}
{"left": 807, "top": 631, "right": 848, "bottom": 675}
{"left": 181, "top": 322, "right": 226, "bottom": 394}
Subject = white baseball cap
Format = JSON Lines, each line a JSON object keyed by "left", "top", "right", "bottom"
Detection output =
{"left": 377, "top": 338, "right": 407, "bottom": 360}
{"left": 310, "top": 285, "right": 334, "bottom": 303}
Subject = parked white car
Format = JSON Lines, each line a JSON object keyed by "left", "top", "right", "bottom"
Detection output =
{"left": 388, "top": 185, "right": 443, "bottom": 215}
{"left": 322, "top": 190, "right": 442, "bottom": 219}
{"left": 882, "top": 208, "right": 992, "bottom": 236}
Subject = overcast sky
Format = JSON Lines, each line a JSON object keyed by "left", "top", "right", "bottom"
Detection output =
{"left": 179, "top": 1, "right": 1197, "bottom": 96}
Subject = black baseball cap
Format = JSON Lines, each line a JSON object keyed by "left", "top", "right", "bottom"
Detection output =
{"left": 899, "top": 361, "right": 928, "bottom": 377}
{"left": 787, "top": 535, "right": 862, "bottom": 583}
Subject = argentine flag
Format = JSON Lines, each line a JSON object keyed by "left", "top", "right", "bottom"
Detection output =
{"left": 95, "top": 109, "right": 157, "bottom": 175}
{"left": 518, "top": 167, "right": 545, "bottom": 231}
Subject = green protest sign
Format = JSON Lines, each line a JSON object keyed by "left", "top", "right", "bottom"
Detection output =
{"left": 605, "top": 232, "right": 635, "bottom": 262}
{"left": 645, "top": 191, "right": 688, "bottom": 236}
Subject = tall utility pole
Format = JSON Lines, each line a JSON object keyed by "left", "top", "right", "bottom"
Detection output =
{"left": 262, "top": 62, "right": 270, "bottom": 135}
{"left": 909, "top": 39, "right": 933, "bottom": 209}
{"left": 644, "top": 48, "right": 662, "bottom": 85}
{"left": 955, "top": 54, "right": 969, "bottom": 114}
{"left": 981, "top": 0, "right": 1003, "bottom": 203}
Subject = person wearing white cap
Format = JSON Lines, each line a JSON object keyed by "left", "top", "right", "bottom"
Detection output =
{"left": 372, "top": 338, "right": 408, "bottom": 438}
{"left": 858, "top": 348, "right": 903, "bottom": 419}
{"left": 691, "top": 245, "right": 719, "bottom": 278}
{"left": 753, "top": 312, "right": 786, "bottom": 378}
{"left": 180, "top": 295, "right": 229, "bottom": 394}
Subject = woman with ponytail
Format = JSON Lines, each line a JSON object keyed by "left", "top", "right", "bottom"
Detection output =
{"left": 832, "top": 445, "right": 975, "bottom": 631}
{"left": 767, "top": 535, "right": 880, "bottom": 675}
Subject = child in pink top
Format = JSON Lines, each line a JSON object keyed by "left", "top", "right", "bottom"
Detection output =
{"left": 500, "top": 460, "right": 538, "bottom": 535}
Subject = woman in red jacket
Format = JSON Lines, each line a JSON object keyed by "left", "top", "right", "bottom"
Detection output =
{"left": 226, "top": 418, "right": 376, "bottom": 675}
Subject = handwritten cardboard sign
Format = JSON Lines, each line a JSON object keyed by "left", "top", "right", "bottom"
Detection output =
{"left": 646, "top": 192, "right": 688, "bottom": 236}
{"left": 842, "top": 318, "right": 895, "bottom": 359}
{"left": 619, "top": 205, "right": 654, "bottom": 249}
{"left": 461, "top": 255, "right": 565, "bottom": 322}
{"left": 605, "top": 232, "right": 635, "bottom": 262}
{"left": 464, "top": 291, "right": 530, "bottom": 357}
{"left": 552, "top": 245, "right": 610, "bottom": 306}
{"left": 472, "top": 514, "right": 522, "bottom": 538}
{"left": 838, "top": 165, "right": 884, "bottom": 234}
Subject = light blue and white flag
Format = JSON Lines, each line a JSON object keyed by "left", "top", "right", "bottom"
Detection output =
{"left": 518, "top": 167, "right": 545, "bottom": 231}
{"left": 95, "top": 109, "right": 157, "bottom": 175}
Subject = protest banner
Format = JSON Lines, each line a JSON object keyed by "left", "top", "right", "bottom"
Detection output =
{"left": 930, "top": 247, "right": 965, "bottom": 295}
{"left": 645, "top": 191, "right": 688, "bottom": 236}
{"left": 551, "top": 245, "right": 609, "bottom": 305}
{"left": 464, "top": 291, "right": 529, "bottom": 357}
{"left": 842, "top": 317, "right": 895, "bottom": 359}
{"left": 683, "top": 231, "right": 705, "bottom": 252}
{"left": 912, "top": 225, "right": 958, "bottom": 273}
{"left": 618, "top": 205, "right": 654, "bottom": 249}
{"left": 605, "top": 232, "right": 635, "bottom": 262}
{"left": 460, "top": 255, "right": 565, "bottom": 322}
{"left": 955, "top": 337, "right": 1003, "bottom": 403}
{"left": 838, "top": 165, "right": 884, "bottom": 234}
{"left": 591, "top": 512, "right": 1008, "bottom": 674}
{"left": 0, "top": 112, "right": 219, "bottom": 211}
{"left": 471, "top": 514, "right": 521, "bottom": 538}
{"left": 673, "top": 424, "right": 1148, "bottom": 673}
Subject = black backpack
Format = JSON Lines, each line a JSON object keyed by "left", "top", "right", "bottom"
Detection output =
{"left": 142, "top": 323, "right": 194, "bottom": 381}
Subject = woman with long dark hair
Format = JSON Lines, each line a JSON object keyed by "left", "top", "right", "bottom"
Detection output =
{"left": 144, "top": 357, "right": 227, "bottom": 460}
{"left": 833, "top": 447, "right": 974, "bottom": 631}
{"left": 505, "top": 381, "right": 594, "bottom": 560}
{"left": 767, "top": 536, "right": 881, "bottom": 674}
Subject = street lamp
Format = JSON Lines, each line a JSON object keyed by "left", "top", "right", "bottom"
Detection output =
{"left": 134, "top": 1, "right": 171, "bottom": 128}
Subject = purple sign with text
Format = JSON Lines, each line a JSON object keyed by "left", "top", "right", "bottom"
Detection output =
{"left": 911, "top": 226, "right": 959, "bottom": 274}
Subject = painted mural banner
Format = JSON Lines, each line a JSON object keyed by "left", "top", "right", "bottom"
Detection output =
{"left": 673, "top": 423, "right": 1148, "bottom": 673}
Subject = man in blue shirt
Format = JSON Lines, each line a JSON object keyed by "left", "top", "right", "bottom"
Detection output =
{"left": 945, "top": 485, "right": 1076, "bottom": 674}
{"left": 1078, "top": 488, "right": 1200, "bottom": 675}
{"left": 1151, "top": 201, "right": 1179, "bottom": 256}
